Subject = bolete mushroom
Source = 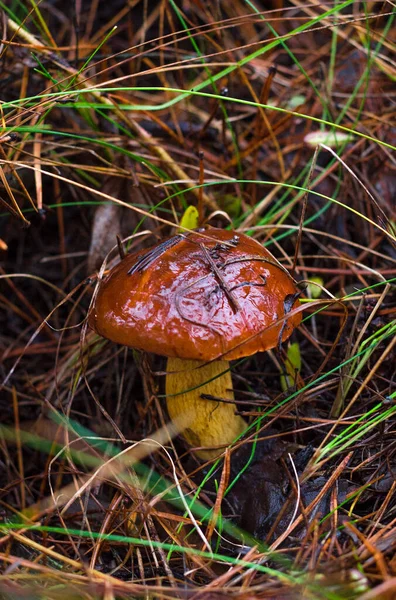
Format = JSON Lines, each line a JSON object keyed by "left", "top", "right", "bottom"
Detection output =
{"left": 89, "top": 227, "right": 301, "bottom": 460}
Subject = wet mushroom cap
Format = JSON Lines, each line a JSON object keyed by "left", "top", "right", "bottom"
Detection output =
{"left": 89, "top": 228, "right": 302, "bottom": 361}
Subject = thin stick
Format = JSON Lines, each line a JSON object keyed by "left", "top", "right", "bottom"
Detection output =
{"left": 291, "top": 146, "right": 319, "bottom": 278}
{"left": 198, "top": 150, "right": 205, "bottom": 225}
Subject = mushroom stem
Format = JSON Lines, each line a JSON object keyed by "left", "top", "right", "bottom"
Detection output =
{"left": 166, "top": 357, "right": 247, "bottom": 460}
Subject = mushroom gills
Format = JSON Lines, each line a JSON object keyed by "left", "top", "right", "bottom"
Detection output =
{"left": 166, "top": 357, "right": 247, "bottom": 460}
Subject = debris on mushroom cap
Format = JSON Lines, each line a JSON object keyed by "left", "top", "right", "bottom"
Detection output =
{"left": 89, "top": 228, "right": 302, "bottom": 361}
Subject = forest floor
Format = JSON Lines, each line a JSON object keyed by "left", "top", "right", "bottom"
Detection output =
{"left": 0, "top": 1, "right": 395, "bottom": 599}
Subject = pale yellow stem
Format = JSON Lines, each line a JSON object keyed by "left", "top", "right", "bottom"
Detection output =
{"left": 166, "top": 358, "right": 247, "bottom": 460}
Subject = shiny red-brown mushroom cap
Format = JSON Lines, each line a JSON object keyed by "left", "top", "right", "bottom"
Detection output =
{"left": 89, "top": 228, "right": 301, "bottom": 361}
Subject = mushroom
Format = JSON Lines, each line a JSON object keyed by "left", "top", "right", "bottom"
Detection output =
{"left": 89, "top": 227, "right": 302, "bottom": 460}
